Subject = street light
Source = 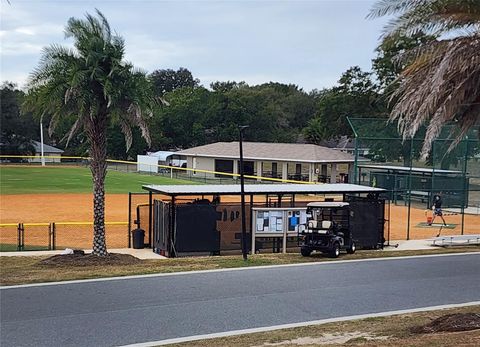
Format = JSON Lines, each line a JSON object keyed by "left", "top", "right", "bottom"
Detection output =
{"left": 238, "top": 125, "right": 249, "bottom": 261}
{"left": 40, "top": 115, "right": 45, "bottom": 167}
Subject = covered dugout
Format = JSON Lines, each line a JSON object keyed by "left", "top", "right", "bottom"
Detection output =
{"left": 142, "top": 183, "right": 386, "bottom": 257}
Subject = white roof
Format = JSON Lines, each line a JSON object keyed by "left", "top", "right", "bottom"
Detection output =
{"left": 358, "top": 164, "right": 462, "bottom": 174}
{"left": 143, "top": 183, "right": 385, "bottom": 196}
{"left": 307, "top": 202, "right": 350, "bottom": 208}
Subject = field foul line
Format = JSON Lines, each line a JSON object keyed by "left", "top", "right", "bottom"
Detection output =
{"left": 1, "top": 251, "right": 479, "bottom": 289}
{"left": 118, "top": 301, "right": 480, "bottom": 347}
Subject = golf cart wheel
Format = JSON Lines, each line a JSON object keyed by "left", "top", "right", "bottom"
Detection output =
{"left": 329, "top": 242, "right": 340, "bottom": 258}
{"left": 346, "top": 241, "right": 356, "bottom": 254}
{"left": 300, "top": 247, "right": 312, "bottom": 257}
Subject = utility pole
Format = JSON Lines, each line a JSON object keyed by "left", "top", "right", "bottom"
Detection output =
{"left": 40, "top": 117, "right": 45, "bottom": 167}
{"left": 238, "top": 125, "right": 249, "bottom": 261}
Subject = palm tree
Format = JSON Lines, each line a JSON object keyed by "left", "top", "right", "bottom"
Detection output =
{"left": 24, "top": 10, "right": 158, "bottom": 256}
{"left": 369, "top": 0, "right": 480, "bottom": 156}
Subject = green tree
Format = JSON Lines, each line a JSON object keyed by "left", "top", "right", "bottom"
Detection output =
{"left": 150, "top": 67, "right": 199, "bottom": 96}
{"left": 369, "top": 0, "right": 480, "bottom": 156}
{"left": 208, "top": 82, "right": 315, "bottom": 144}
{"left": 153, "top": 87, "right": 213, "bottom": 149}
{"left": 149, "top": 81, "right": 316, "bottom": 150}
{"left": 372, "top": 32, "right": 436, "bottom": 89}
{"left": 304, "top": 67, "right": 387, "bottom": 142}
{"left": 23, "top": 10, "right": 158, "bottom": 256}
{"left": 0, "top": 82, "right": 37, "bottom": 159}
{"left": 210, "top": 80, "right": 248, "bottom": 92}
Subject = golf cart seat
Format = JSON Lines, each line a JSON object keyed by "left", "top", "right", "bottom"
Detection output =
{"left": 307, "top": 220, "right": 332, "bottom": 234}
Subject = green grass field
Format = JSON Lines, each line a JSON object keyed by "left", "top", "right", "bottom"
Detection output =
{"left": 0, "top": 166, "right": 196, "bottom": 194}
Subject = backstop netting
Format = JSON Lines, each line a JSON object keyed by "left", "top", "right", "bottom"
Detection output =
{"left": 348, "top": 117, "right": 480, "bottom": 240}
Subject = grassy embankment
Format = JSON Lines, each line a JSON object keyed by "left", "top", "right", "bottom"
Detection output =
{"left": 167, "top": 305, "right": 480, "bottom": 347}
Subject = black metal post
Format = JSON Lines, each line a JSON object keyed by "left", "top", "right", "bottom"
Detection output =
{"left": 171, "top": 196, "right": 176, "bottom": 258}
{"left": 52, "top": 222, "right": 56, "bottom": 250}
{"left": 17, "top": 223, "right": 21, "bottom": 251}
{"left": 48, "top": 223, "right": 52, "bottom": 250}
{"left": 148, "top": 191, "right": 153, "bottom": 248}
{"left": 239, "top": 125, "right": 249, "bottom": 261}
{"left": 128, "top": 192, "right": 132, "bottom": 248}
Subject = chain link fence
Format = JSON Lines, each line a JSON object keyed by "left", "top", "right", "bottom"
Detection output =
{"left": 348, "top": 118, "right": 480, "bottom": 240}
{"left": 0, "top": 222, "right": 128, "bottom": 252}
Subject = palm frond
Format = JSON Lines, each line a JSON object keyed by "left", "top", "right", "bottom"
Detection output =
{"left": 119, "top": 119, "right": 133, "bottom": 152}
{"left": 368, "top": 0, "right": 428, "bottom": 19}
{"left": 62, "top": 117, "right": 84, "bottom": 147}
{"left": 389, "top": 35, "right": 480, "bottom": 156}
{"left": 370, "top": 0, "right": 480, "bottom": 37}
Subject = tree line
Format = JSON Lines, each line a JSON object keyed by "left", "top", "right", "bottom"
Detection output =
{"left": 1, "top": 32, "right": 428, "bottom": 160}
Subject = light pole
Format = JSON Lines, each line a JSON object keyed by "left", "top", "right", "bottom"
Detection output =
{"left": 238, "top": 125, "right": 249, "bottom": 261}
{"left": 40, "top": 116, "right": 45, "bottom": 167}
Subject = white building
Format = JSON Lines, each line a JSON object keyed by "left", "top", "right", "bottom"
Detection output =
{"left": 177, "top": 141, "right": 366, "bottom": 183}
{"left": 137, "top": 151, "right": 186, "bottom": 173}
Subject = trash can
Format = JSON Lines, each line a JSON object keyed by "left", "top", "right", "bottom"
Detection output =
{"left": 131, "top": 228, "right": 145, "bottom": 249}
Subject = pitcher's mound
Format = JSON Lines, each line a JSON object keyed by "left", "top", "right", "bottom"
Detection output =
{"left": 412, "top": 313, "right": 480, "bottom": 333}
{"left": 38, "top": 253, "right": 141, "bottom": 266}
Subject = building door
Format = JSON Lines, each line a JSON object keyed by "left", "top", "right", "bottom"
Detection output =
{"left": 295, "top": 163, "right": 302, "bottom": 180}
{"left": 272, "top": 162, "right": 278, "bottom": 178}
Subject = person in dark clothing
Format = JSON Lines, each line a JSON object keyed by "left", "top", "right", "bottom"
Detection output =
{"left": 430, "top": 194, "right": 447, "bottom": 226}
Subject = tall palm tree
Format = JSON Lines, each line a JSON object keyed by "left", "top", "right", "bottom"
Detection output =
{"left": 369, "top": 0, "right": 480, "bottom": 156}
{"left": 24, "top": 10, "right": 158, "bottom": 256}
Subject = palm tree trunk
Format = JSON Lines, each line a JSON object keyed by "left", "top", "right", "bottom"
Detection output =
{"left": 86, "top": 115, "right": 108, "bottom": 256}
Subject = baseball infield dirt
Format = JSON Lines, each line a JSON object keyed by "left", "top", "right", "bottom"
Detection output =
{"left": 1, "top": 194, "right": 479, "bottom": 251}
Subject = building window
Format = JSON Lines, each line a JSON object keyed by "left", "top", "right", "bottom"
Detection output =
{"left": 237, "top": 161, "right": 255, "bottom": 176}
{"left": 214, "top": 159, "right": 234, "bottom": 178}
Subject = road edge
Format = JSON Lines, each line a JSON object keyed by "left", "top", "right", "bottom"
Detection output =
{"left": 2, "top": 251, "right": 479, "bottom": 289}
{"left": 119, "top": 301, "right": 480, "bottom": 347}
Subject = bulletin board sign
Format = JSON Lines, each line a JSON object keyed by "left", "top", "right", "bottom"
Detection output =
{"left": 252, "top": 207, "right": 308, "bottom": 253}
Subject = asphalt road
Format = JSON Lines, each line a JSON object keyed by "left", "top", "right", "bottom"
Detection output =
{"left": 1, "top": 253, "right": 480, "bottom": 347}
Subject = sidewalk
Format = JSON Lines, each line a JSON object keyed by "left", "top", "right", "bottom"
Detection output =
{"left": 2, "top": 238, "right": 476, "bottom": 257}
{"left": 0, "top": 248, "right": 167, "bottom": 259}
{"left": 383, "top": 239, "right": 436, "bottom": 251}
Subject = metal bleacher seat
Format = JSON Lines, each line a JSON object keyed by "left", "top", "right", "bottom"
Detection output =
{"left": 428, "top": 234, "right": 480, "bottom": 246}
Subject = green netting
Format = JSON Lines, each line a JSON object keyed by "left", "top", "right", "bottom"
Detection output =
{"left": 348, "top": 117, "right": 480, "bottom": 240}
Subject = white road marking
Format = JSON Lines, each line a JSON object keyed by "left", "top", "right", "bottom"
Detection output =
{"left": 118, "top": 301, "right": 480, "bottom": 347}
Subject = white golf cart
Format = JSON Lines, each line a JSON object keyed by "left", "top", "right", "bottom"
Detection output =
{"left": 299, "top": 202, "right": 356, "bottom": 258}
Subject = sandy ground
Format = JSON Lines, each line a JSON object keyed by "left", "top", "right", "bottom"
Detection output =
{"left": 0, "top": 194, "right": 129, "bottom": 223}
{"left": 1, "top": 194, "right": 479, "bottom": 250}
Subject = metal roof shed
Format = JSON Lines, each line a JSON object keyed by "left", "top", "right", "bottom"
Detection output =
{"left": 142, "top": 183, "right": 385, "bottom": 255}
{"left": 142, "top": 183, "right": 385, "bottom": 197}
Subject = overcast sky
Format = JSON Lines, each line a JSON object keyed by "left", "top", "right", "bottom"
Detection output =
{"left": 0, "top": 0, "right": 388, "bottom": 91}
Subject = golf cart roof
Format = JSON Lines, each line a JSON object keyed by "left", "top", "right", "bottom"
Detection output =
{"left": 307, "top": 202, "right": 350, "bottom": 208}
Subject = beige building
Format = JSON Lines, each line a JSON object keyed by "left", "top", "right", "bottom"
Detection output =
{"left": 177, "top": 142, "right": 362, "bottom": 183}
{"left": 29, "top": 141, "right": 64, "bottom": 163}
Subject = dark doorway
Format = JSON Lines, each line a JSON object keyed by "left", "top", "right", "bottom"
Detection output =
{"left": 295, "top": 164, "right": 302, "bottom": 175}
{"left": 215, "top": 159, "right": 234, "bottom": 178}
{"left": 272, "top": 162, "right": 278, "bottom": 178}
{"left": 238, "top": 161, "right": 254, "bottom": 176}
